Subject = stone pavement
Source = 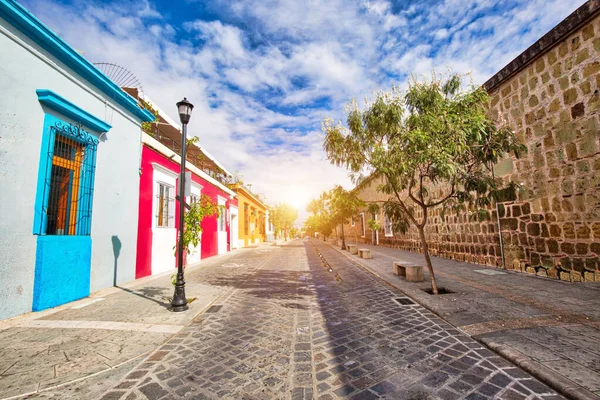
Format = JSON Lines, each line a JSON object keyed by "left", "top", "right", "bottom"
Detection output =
{"left": 0, "top": 247, "right": 251, "bottom": 400}
{"left": 98, "top": 239, "right": 563, "bottom": 399}
{"left": 327, "top": 239, "right": 600, "bottom": 400}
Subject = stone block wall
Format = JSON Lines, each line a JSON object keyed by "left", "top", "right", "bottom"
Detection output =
{"left": 346, "top": 8, "right": 600, "bottom": 282}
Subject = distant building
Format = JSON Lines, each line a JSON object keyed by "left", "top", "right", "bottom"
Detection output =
{"left": 266, "top": 210, "right": 275, "bottom": 242}
{"left": 230, "top": 185, "right": 268, "bottom": 247}
{"left": 346, "top": 1, "right": 600, "bottom": 282}
{"left": 0, "top": 1, "right": 155, "bottom": 320}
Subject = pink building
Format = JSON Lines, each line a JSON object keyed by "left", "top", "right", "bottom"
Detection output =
{"left": 134, "top": 96, "right": 238, "bottom": 279}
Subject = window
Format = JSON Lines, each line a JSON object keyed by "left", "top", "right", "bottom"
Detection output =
{"left": 244, "top": 204, "right": 249, "bottom": 235}
{"left": 384, "top": 214, "right": 393, "bottom": 237}
{"left": 156, "top": 182, "right": 174, "bottom": 227}
{"left": 190, "top": 194, "right": 200, "bottom": 204}
{"left": 218, "top": 205, "right": 226, "bottom": 232}
{"left": 360, "top": 213, "right": 366, "bottom": 237}
{"left": 35, "top": 121, "right": 97, "bottom": 236}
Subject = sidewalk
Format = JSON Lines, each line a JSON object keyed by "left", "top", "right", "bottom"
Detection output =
{"left": 323, "top": 239, "right": 600, "bottom": 400}
{"left": 0, "top": 249, "right": 244, "bottom": 400}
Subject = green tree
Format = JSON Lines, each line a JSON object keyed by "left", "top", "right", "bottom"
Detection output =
{"left": 270, "top": 203, "right": 298, "bottom": 240}
{"left": 322, "top": 73, "right": 524, "bottom": 294}
{"left": 329, "top": 185, "right": 365, "bottom": 250}
{"left": 181, "top": 194, "right": 219, "bottom": 255}
{"left": 305, "top": 192, "right": 334, "bottom": 241}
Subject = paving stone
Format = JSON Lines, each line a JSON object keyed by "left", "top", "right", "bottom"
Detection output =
{"left": 97, "top": 241, "right": 566, "bottom": 399}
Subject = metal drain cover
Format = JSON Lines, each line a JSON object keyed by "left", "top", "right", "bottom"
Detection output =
{"left": 474, "top": 269, "right": 507, "bottom": 276}
{"left": 206, "top": 305, "right": 223, "bottom": 313}
{"left": 393, "top": 297, "right": 416, "bottom": 305}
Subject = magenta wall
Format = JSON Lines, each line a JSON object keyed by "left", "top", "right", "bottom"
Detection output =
{"left": 136, "top": 145, "right": 237, "bottom": 279}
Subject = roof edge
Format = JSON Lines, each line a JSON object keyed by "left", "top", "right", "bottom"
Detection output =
{"left": 484, "top": 0, "right": 600, "bottom": 92}
{"left": 231, "top": 184, "right": 268, "bottom": 210}
{"left": 142, "top": 133, "right": 236, "bottom": 197}
{"left": 138, "top": 92, "right": 234, "bottom": 178}
{"left": 0, "top": 0, "right": 155, "bottom": 123}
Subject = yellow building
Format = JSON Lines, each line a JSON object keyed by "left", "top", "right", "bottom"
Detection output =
{"left": 231, "top": 185, "right": 268, "bottom": 247}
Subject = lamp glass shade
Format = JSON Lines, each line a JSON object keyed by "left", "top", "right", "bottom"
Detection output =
{"left": 176, "top": 97, "right": 194, "bottom": 124}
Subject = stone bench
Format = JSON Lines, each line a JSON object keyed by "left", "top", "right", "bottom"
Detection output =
{"left": 393, "top": 261, "right": 424, "bottom": 282}
{"left": 358, "top": 249, "right": 372, "bottom": 259}
{"left": 347, "top": 244, "right": 358, "bottom": 255}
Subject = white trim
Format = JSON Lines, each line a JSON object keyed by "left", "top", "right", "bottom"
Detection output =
{"left": 143, "top": 133, "right": 236, "bottom": 197}
{"left": 151, "top": 162, "right": 178, "bottom": 179}
{"left": 217, "top": 195, "right": 227, "bottom": 205}
{"left": 374, "top": 213, "right": 379, "bottom": 245}
{"left": 360, "top": 212, "right": 366, "bottom": 238}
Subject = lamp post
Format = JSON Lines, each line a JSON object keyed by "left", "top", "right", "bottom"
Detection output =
{"left": 171, "top": 97, "right": 194, "bottom": 312}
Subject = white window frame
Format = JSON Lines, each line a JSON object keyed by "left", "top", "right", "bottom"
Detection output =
{"left": 156, "top": 181, "right": 174, "bottom": 228}
{"left": 384, "top": 214, "right": 393, "bottom": 237}
{"left": 217, "top": 196, "right": 227, "bottom": 232}
{"left": 218, "top": 205, "right": 226, "bottom": 232}
{"left": 360, "top": 212, "right": 365, "bottom": 238}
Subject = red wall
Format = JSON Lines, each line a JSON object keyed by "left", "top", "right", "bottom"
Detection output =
{"left": 135, "top": 145, "right": 237, "bottom": 279}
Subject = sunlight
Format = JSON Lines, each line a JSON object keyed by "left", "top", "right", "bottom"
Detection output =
{"left": 284, "top": 187, "right": 310, "bottom": 210}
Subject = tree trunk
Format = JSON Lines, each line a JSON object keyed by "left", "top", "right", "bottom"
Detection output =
{"left": 417, "top": 226, "right": 439, "bottom": 295}
{"left": 341, "top": 217, "right": 346, "bottom": 250}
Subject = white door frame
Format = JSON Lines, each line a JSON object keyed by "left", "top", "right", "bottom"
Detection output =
{"left": 217, "top": 196, "right": 228, "bottom": 254}
{"left": 230, "top": 205, "right": 238, "bottom": 249}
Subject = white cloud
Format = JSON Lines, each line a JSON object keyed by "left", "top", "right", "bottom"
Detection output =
{"left": 20, "top": 0, "right": 586, "bottom": 225}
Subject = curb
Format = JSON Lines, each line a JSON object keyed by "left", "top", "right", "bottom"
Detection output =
{"left": 1, "top": 294, "right": 226, "bottom": 400}
{"left": 0, "top": 249, "right": 250, "bottom": 400}
{"left": 313, "top": 239, "right": 596, "bottom": 400}
{"left": 483, "top": 341, "right": 599, "bottom": 400}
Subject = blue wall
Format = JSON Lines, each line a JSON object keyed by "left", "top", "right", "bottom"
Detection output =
{"left": 32, "top": 236, "right": 91, "bottom": 311}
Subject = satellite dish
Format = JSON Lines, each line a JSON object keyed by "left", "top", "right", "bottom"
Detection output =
{"left": 93, "top": 62, "right": 144, "bottom": 98}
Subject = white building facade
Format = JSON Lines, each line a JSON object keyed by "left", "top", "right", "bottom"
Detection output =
{"left": 0, "top": 0, "right": 154, "bottom": 320}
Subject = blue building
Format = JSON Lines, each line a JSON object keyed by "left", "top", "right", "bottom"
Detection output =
{"left": 0, "top": 0, "right": 155, "bottom": 320}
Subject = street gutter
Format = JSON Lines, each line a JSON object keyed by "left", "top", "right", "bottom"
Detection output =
{"left": 317, "top": 239, "right": 598, "bottom": 400}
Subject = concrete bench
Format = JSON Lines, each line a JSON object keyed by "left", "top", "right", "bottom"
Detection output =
{"left": 393, "top": 261, "right": 424, "bottom": 282}
{"left": 358, "top": 249, "right": 372, "bottom": 259}
{"left": 347, "top": 244, "right": 358, "bottom": 255}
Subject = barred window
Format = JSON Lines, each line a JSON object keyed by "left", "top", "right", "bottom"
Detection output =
{"left": 218, "top": 205, "right": 226, "bottom": 232}
{"left": 384, "top": 214, "right": 393, "bottom": 237}
{"left": 156, "top": 182, "right": 174, "bottom": 227}
{"left": 190, "top": 194, "right": 200, "bottom": 204}
{"left": 37, "top": 122, "right": 97, "bottom": 236}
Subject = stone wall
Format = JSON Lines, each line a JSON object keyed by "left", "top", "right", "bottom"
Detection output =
{"left": 346, "top": 7, "right": 600, "bottom": 282}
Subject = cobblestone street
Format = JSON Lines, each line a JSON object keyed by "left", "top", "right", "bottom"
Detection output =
{"left": 98, "top": 240, "right": 563, "bottom": 400}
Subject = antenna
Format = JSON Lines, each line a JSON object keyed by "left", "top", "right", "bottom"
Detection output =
{"left": 93, "top": 62, "right": 145, "bottom": 98}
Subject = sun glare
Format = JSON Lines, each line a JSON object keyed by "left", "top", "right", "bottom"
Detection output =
{"left": 286, "top": 187, "right": 309, "bottom": 210}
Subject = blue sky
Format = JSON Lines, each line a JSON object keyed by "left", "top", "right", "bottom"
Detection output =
{"left": 22, "top": 0, "right": 584, "bottom": 220}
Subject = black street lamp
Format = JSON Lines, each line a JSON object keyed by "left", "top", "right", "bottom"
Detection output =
{"left": 171, "top": 97, "right": 194, "bottom": 312}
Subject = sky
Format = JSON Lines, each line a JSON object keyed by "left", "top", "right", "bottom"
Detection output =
{"left": 22, "top": 0, "right": 585, "bottom": 224}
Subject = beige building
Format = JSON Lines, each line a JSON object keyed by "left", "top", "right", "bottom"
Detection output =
{"left": 345, "top": 1, "right": 600, "bottom": 283}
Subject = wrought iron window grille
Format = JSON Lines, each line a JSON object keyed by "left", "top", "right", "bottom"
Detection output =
{"left": 39, "top": 121, "right": 98, "bottom": 236}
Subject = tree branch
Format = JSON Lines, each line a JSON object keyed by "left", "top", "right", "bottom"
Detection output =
{"left": 385, "top": 172, "right": 419, "bottom": 227}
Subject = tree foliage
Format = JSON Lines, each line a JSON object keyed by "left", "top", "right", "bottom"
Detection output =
{"left": 304, "top": 186, "right": 363, "bottom": 247}
{"left": 322, "top": 72, "right": 524, "bottom": 294}
{"left": 181, "top": 194, "right": 219, "bottom": 255}
{"left": 270, "top": 203, "right": 298, "bottom": 240}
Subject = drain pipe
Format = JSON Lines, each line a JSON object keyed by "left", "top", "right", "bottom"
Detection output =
{"left": 492, "top": 163, "right": 506, "bottom": 270}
